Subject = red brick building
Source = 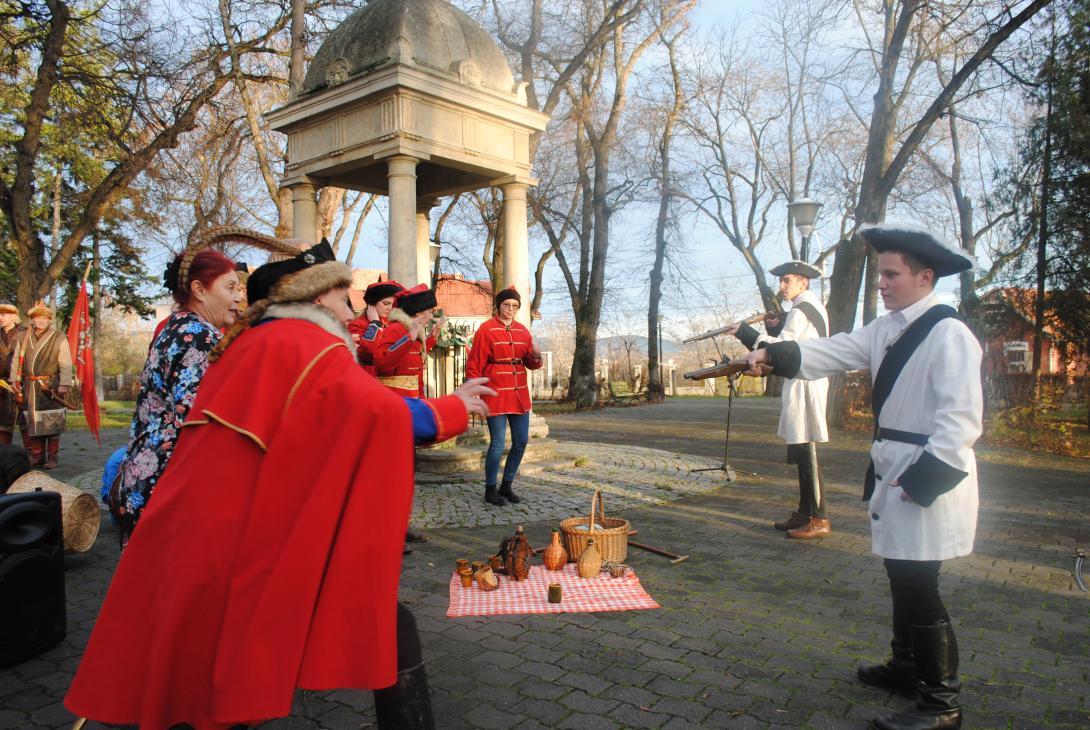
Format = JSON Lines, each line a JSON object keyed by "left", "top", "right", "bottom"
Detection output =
{"left": 977, "top": 288, "right": 1089, "bottom": 380}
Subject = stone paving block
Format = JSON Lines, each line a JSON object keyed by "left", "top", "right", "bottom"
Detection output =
{"left": 638, "top": 659, "right": 693, "bottom": 680}
{"left": 509, "top": 696, "right": 570, "bottom": 726}
{"left": 555, "top": 671, "right": 613, "bottom": 697}
{"left": 518, "top": 660, "right": 565, "bottom": 683}
{"left": 555, "top": 711, "right": 619, "bottom": 729}
{"left": 515, "top": 679, "right": 571, "bottom": 702}
{"left": 648, "top": 695, "right": 713, "bottom": 723}
{"left": 466, "top": 703, "right": 528, "bottom": 729}
{"left": 645, "top": 674, "right": 701, "bottom": 699}
{"left": 559, "top": 689, "right": 619, "bottom": 715}
{"left": 599, "top": 664, "right": 659, "bottom": 688}
{"left": 607, "top": 702, "right": 673, "bottom": 729}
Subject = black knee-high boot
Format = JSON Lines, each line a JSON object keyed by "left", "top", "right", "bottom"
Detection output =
{"left": 373, "top": 604, "right": 436, "bottom": 730}
{"left": 871, "top": 620, "right": 961, "bottom": 730}
{"left": 859, "top": 595, "right": 917, "bottom": 694}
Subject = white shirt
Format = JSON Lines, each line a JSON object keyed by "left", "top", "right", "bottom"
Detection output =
{"left": 795, "top": 293, "right": 982, "bottom": 560}
{"left": 755, "top": 290, "right": 829, "bottom": 445}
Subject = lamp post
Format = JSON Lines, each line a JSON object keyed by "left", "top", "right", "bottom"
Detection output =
{"left": 656, "top": 313, "right": 665, "bottom": 396}
{"left": 788, "top": 197, "right": 822, "bottom": 262}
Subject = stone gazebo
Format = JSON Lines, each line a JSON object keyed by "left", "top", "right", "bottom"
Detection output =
{"left": 266, "top": 0, "right": 549, "bottom": 326}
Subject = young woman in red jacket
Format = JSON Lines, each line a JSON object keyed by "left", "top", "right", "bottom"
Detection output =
{"left": 465, "top": 286, "right": 543, "bottom": 505}
{"left": 348, "top": 280, "right": 404, "bottom": 375}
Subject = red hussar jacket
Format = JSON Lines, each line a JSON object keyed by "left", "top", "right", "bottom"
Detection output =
{"left": 348, "top": 315, "right": 388, "bottom": 376}
{"left": 465, "top": 316, "right": 543, "bottom": 415}
{"left": 373, "top": 309, "right": 436, "bottom": 397}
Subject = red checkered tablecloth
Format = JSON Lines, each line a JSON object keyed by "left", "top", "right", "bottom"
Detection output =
{"left": 446, "top": 563, "right": 660, "bottom": 618}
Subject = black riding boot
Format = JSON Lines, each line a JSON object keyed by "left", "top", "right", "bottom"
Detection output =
{"left": 871, "top": 621, "right": 961, "bottom": 730}
{"left": 498, "top": 479, "right": 521, "bottom": 504}
{"left": 484, "top": 483, "right": 507, "bottom": 506}
{"left": 859, "top": 598, "right": 917, "bottom": 694}
{"left": 373, "top": 604, "right": 436, "bottom": 730}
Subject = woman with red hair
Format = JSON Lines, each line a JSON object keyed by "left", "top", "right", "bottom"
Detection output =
{"left": 109, "top": 248, "right": 242, "bottom": 544}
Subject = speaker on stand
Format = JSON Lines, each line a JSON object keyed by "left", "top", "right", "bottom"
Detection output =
{"left": 0, "top": 489, "right": 66, "bottom": 667}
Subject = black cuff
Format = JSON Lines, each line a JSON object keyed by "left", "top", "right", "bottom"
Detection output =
{"left": 736, "top": 323, "right": 760, "bottom": 351}
{"left": 762, "top": 341, "right": 801, "bottom": 379}
{"left": 896, "top": 451, "right": 968, "bottom": 507}
{"left": 765, "top": 318, "right": 785, "bottom": 337}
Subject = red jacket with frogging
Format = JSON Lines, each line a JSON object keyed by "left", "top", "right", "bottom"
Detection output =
{"left": 466, "top": 317, "right": 542, "bottom": 415}
{"left": 373, "top": 309, "right": 436, "bottom": 397}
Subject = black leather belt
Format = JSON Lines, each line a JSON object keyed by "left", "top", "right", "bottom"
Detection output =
{"left": 488, "top": 359, "right": 523, "bottom": 365}
{"left": 873, "top": 427, "right": 930, "bottom": 446}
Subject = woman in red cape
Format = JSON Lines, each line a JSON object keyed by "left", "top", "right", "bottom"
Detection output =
{"left": 65, "top": 255, "right": 480, "bottom": 730}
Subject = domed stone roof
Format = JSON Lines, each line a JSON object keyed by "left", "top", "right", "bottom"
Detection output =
{"left": 303, "top": 0, "right": 516, "bottom": 97}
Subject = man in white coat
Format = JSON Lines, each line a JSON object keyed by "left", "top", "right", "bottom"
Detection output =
{"left": 742, "top": 224, "right": 980, "bottom": 730}
{"left": 727, "top": 260, "right": 830, "bottom": 539}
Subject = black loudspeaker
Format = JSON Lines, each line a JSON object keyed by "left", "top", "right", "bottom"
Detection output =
{"left": 0, "top": 490, "right": 66, "bottom": 667}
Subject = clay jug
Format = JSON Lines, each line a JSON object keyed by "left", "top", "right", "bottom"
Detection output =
{"left": 542, "top": 528, "right": 568, "bottom": 571}
{"left": 576, "top": 538, "right": 602, "bottom": 578}
{"left": 504, "top": 525, "right": 533, "bottom": 581}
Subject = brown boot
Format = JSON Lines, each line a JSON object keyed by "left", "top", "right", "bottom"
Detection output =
{"left": 774, "top": 511, "right": 809, "bottom": 531}
{"left": 25, "top": 434, "right": 44, "bottom": 468}
{"left": 787, "top": 517, "right": 831, "bottom": 539}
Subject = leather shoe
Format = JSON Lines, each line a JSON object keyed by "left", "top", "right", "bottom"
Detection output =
{"left": 774, "top": 511, "right": 809, "bottom": 531}
{"left": 405, "top": 529, "right": 429, "bottom": 543}
{"left": 787, "top": 517, "right": 831, "bottom": 539}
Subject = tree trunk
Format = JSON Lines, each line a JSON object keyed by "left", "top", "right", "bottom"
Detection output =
{"left": 92, "top": 233, "right": 104, "bottom": 400}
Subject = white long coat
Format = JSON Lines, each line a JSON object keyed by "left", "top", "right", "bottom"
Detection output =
{"left": 756, "top": 290, "right": 829, "bottom": 445}
{"left": 795, "top": 294, "right": 982, "bottom": 561}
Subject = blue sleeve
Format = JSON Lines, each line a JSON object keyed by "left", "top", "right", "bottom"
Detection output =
{"left": 403, "top": 397, "right": 438, "bottom": 445}
{"left": 101, "top": 446, "right": 127, "bottom": 504}
{"left": 362, "top": 321, "right": 381, "bottom": 342}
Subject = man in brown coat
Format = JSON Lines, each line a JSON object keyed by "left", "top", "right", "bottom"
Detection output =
{"left": 0, "top": 303, "right": 26, "bottom": 445}
{"left": 11, "top": 304, "right": 72, "bottom": 469}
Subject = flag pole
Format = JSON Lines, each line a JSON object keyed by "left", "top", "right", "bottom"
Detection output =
{"left": 81, "top": 260, "right": 92, "bottom": 285}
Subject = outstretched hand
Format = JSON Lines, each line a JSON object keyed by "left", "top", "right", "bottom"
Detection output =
{"left": 454, "top": 377, "right": 496, "bottom": 419}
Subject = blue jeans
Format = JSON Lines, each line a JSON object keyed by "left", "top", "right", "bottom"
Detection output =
{"left": 485, "top": 412, "right": 530, "bottom": 486}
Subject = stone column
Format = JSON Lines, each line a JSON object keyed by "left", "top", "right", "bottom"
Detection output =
{"left": 416, "top": 198, "right": 438, "bottom": 287}
{"left": 387, "top": 156, "right": 419, "bottom": 284}
{"left": 290, "top": 182, "right": 318, "bottom": 244}
{"left": 500, "top": 182, "right": 531, "bottom": 327}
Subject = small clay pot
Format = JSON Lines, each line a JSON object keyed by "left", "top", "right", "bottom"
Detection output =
{"left": 489, "top": 554, "right": 503, "bottom": 572}
{"left": 548, "top": 583, "right": 562, "bottom": 603}
{"left": 458, "top": 569, "right": 474, "bottom": 588}
{"left": 456, "top": 559, "right": 470, "bottom": 575}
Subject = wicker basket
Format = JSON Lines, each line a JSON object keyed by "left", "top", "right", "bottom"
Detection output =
{"left": 8, "top": 471, "right": 100, "bottom": 552}
{"left": 559, "top": 489, "right": 628, "bottom": 564}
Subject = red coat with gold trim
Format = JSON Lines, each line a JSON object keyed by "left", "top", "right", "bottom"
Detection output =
{"left": 465, "top": 317, "right": 542, "bottom": 415}
{"left": 65, "top": 312, "right": 462, "bottom": 730}
{"left": 372, "top": 309, "right": 436, "bottom": 398}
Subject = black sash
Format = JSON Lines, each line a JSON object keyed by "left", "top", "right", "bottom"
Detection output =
{"left": 862, "top": 304, "right": 960, "bottom": 500}
{"left": 792, "top": 302, "right": 828, "bottom": 338}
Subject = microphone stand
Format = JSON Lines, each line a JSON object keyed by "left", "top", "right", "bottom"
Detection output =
{"left": 691, "top": 372, "right": 747, "bottom": 480}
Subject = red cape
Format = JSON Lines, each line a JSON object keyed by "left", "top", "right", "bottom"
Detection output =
{"left": 66, "top": 317, "right": 415, "bottom": 729}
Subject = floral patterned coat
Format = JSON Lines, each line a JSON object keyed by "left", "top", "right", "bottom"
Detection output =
{"left": 111, "top": 311, "right": 221, "bottom": 539}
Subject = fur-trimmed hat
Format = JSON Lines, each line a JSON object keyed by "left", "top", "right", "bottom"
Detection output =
{"left": 0, "top": 303, "right": 19, "bottom": 318}
{"left": 27, "top": 304, "right": 54, "bottom": 320}
{"left": 494, "top": 285, "right": 521, "bottom": 307}
{"left": 247, "top": 238, "right": 336, "bottom": 303}
{"left": 769, "top": 261, "right": 822, "bottom": 279}
{"left": 364, "top": 279, "right": 404, "bottom": 305}
{"left": 269, "top": 261, "right": 352, "bottom": 304}
{"left": 394, "top": 284, "right": 437, "bottom": 316}
{"left": 858, "top": 223, "right": 974, "bottom": 277}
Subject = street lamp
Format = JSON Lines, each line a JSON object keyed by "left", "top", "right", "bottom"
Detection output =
{"left": 656, "top": 314, "right": 665, "bottom": 395}
{"left": 788, "top": 197, "right": 822, "bottom": 261}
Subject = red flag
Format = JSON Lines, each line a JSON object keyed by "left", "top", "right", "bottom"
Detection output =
{"left": 67, "top": 280, "right": 101, "bottom": 444}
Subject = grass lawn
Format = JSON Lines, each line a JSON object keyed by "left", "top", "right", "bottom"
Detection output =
{"left": 67, "top": 400, "right": 134, "bottom": 431}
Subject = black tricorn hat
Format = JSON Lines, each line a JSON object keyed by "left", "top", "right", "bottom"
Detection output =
{"left": 364, "top": 279, "right": 405, "bottom": 305}
{"left": 858, "top": 224, "right": 974, "bottom": 277}
{"left": 247, "top": 238, "right": 336, "bottom": 303}
{"left": 395, "top": 284, "right": 437, "bottom": 316}
{"left": 769, "top": 260, "right": 822, "bottom": 279}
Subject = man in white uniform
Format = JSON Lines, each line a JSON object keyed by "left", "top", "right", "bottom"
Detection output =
{"left": 727, "top": 260, "right": 830, "bottom": 539}
{"left": 743, "top": 224, "right": 980, "bottom": 730}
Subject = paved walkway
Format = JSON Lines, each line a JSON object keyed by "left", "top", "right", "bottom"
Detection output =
{"left": 2, "top": 398, "right": 1088, "bottom": 729}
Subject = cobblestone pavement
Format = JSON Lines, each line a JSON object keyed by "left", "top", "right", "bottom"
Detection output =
{"left": 1, "top": 398, "right": 1087, "bottom": 729}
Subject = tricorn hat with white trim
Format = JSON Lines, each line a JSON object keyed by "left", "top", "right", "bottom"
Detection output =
{"left": 858, "top": 223, "right": 974, "bottom": 277}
